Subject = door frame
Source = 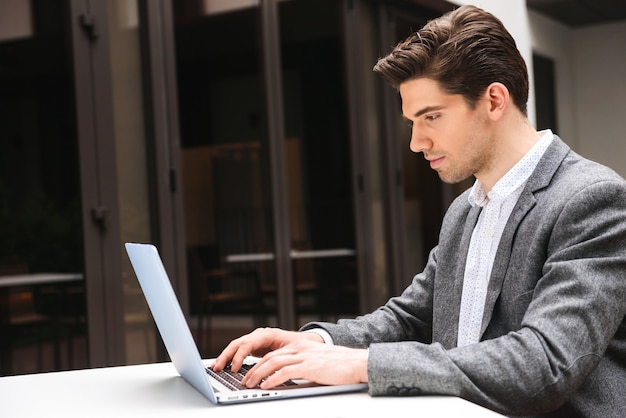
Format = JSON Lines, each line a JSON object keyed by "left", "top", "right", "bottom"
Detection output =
{"left": 71, "top": 0, "right": 188, "bottom": 367}
{"left": 71, "top": 0, "right": 125, "bottom": 368}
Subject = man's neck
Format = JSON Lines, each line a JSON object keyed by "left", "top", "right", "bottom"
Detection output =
{"left": 477, "top": 116, "right": 541, "bottom": 193}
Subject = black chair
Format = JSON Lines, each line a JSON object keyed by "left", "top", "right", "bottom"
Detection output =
{"left": 33, "top": 282, "right": 87, "bottom": 370}
{"left": 0, "top": 262, "right": 51, "bottom": 375}
{"left": 187, "top": 246, "right": 267, "bottom": 355}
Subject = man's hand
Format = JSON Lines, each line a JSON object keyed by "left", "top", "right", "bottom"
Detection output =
{"left": 211, "top": 327, "right": 368, "bottom": 389}
{"left": 211, "top": 327, "right": 323, "bottom": 373}
{"left": 241, "top": 340, "right": 368, "bottom": 389}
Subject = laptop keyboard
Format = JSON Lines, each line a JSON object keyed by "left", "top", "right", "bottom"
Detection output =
{"left": 206, "top": 364, "right": 298, "bottom": 391}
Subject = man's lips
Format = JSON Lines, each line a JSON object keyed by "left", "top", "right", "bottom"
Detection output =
{"left": 427, "top": 156, "right": 444, "bottom": 169}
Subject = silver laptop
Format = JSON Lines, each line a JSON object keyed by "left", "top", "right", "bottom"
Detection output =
{"left": 125, "top": 243, "right": 368, "bottom": 405}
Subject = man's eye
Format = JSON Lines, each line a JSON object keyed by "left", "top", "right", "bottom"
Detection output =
{"left": 425, "top": 115, "right": 439, "bottom": 121}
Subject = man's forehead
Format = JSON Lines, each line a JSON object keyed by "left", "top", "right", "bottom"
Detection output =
{"left": 400, "top": 78, "right": 458, "bottom": 102}
{"left": 400, "top": 79, "right": 455, "bottom": 116}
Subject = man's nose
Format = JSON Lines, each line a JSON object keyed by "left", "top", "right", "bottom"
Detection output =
{"left": 409, "top": 126, "right": 430, "bottom": 153}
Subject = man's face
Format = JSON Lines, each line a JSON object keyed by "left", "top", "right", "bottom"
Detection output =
{"left": 400, "top": 78, "right": 494, "bottom": 184}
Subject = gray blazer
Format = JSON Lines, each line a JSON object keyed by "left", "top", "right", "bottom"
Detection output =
{"left": 302, "top": 136, "right": 626, "bottom": 417}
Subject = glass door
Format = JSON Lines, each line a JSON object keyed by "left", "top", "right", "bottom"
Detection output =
{"left": 0, "top": 0, "right": 88, "bottom": 375}
{"left": 277, "top": 0, "right": 359, "bottom": 325}
{"left": 173, "top": 0, "right": 361, "bottom": 356}
{"left": 174, "top": 1, "right": 278, "bottom": 357}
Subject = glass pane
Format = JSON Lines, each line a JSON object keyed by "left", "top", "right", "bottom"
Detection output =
{"left": 174, "top": 1, "right": 276, "bottom": 357}
{"left": 278, "top": 0, "right": 359, "bottom": 325}
{"left": 106, "top": 0, "right": 158, "bottom": 365}
{"left": 0, "top": 0, "right": 88, "bottom": 375}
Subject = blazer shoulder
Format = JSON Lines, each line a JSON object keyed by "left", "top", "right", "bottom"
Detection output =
{"left": 529, "top": 135, "right": 626, "bottom": 194}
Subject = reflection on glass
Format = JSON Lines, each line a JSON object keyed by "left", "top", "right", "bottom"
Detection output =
{"left": 174, "top": 2, "right": 275, "bottom": 357}
{"left": 279, "top": 0, "right": 358, "bottom": 325}
{"left": 176, "top": 0, "right": 360, "bottom": 354}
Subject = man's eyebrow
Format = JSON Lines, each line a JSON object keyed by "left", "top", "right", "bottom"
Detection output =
{"left": 413, "top": 105, "right": 445, "bottom": 118}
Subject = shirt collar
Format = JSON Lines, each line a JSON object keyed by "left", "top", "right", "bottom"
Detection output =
{"left": 468, "top": 130, "right": 554, "bottom": 207}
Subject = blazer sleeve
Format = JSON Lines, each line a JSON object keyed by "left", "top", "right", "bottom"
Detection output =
{"left": 301, "top": 244, "right": 438, "bottom": 347}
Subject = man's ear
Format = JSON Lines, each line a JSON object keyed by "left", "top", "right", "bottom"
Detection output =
{"left": 484, "top": 82, "right": 509, "bottom": 120}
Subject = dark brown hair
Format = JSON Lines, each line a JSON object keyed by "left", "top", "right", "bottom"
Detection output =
{"left": 373, "top": 5, "right": 529, "bottom": 115}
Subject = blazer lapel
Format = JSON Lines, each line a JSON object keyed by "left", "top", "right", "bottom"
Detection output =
{"left": 479, "top": 135, "right": 571, "bottom": 338}
{"left": 436, "top": 204, "right": 481, "bottom": 349}
{"left": 479, "top": 193, "right": 536, "bottom": 336}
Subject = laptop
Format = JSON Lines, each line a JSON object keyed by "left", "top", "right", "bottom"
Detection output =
{"left": 125, "top": 242, "right": 368, "bottom": 404}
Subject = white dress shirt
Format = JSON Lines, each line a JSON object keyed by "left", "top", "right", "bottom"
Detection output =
{"left": 456, "top": 130, "right": 554, "bottom": 347}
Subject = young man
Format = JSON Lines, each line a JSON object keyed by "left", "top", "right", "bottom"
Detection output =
{"left": 212, "top": 5, "right": 626, "bottom": 416}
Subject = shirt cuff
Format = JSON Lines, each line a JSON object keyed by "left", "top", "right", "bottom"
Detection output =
{"left": 304, "top": 328, "right": 334, "bottom": 345}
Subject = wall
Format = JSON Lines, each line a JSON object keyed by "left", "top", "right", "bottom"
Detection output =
{"left": 571, "top": 21, "right": 626, "bottom": 178}
{"left": 529, "top": 12, "right": 626, "bottom": 178}
{"left": 528, "top": 10, "right": 577, "bottom": 149}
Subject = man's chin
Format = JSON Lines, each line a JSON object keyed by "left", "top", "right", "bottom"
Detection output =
{"left": 437, "top": 171, "right": 474, "bottom": 185}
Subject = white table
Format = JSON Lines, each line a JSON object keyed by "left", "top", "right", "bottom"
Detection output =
{"left": 0, "top": 362, "right": 504, "bottom": 417}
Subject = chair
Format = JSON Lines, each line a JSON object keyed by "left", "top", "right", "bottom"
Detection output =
{"left": 0, "top": 262, "right": 50, "bottom": 375}
{"left": 32, "top": 282, "right": 87, "bottom": 370}
{"left": 187, "top": 246, "right": 267, "bottom": 354}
